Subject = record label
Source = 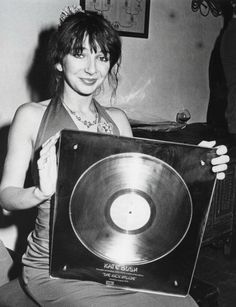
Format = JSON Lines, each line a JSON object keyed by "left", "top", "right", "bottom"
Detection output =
{"left": 109, "top": 192, "right": 151, "bottom": 231}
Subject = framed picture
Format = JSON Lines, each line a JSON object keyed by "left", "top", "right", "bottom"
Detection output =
{"left": 80, "top": 0, "right": 150, "bottom": 38}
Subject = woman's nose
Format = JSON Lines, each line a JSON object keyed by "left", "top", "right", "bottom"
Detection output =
{"left": 85, "top": 57, "right": 96, "bottom": 74}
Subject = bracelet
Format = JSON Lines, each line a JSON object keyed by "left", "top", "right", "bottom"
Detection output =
{"left": 33, "top": 187, "right": 52, "bottom": 201}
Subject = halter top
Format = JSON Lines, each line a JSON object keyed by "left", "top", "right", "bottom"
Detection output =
{"left": 22, "top": 98, "right": 120, "bottom": 270}
{"left": 34, "top": 97, "right": 120, "bottom": 150}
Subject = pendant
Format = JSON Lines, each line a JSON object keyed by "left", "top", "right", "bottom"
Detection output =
{"left": 97, "top": 121, "right": 113, "bottom": 134}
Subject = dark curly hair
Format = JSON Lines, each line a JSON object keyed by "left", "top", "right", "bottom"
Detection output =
{"left": 48, "top": 10, "right": 122, "bottom": 100}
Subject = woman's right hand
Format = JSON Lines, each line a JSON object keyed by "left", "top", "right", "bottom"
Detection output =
{"left": 36, "top": 132, "right": 60, "bottom": 199}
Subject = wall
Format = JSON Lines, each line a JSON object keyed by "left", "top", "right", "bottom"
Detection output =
{"left": 0, "top": 0, "right": 222, "bottom": 126}
{"left": 0, "top": 1, "right": 223, "bottom": 249}
{"left": 119, "top": 1, "right": 222, "bottom": 122}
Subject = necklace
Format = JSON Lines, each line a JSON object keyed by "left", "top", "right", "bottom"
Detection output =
{"left": 63, "top": 102, "right": 98, "bottom": 128}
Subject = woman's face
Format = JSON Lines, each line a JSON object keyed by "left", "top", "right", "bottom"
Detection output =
{"left": 57, "top": 36, "right": 110, "bottom": 97}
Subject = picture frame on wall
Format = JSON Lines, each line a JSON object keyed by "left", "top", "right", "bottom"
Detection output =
{"left": 80, "top": 0, "right": 150, "bottom": 38}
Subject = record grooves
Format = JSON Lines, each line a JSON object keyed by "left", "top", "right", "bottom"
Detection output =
{"left": 69, "top": 152, "right": 193, "bottom": 265}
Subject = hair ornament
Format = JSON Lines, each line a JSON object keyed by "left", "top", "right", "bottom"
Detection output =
{"left": 59, "top": 5, "right": 85, "bottom": 24}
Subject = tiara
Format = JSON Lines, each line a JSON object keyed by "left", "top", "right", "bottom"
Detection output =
{"left": 59, "top": 5, "right": 85, "bottom": 24}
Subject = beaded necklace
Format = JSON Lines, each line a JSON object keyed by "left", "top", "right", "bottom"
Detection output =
{"left": 63, "top": 102, "right": 98, "bottom": 128}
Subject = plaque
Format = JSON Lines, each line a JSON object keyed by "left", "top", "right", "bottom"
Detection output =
{"left": 50, "top": 129, "right": 216, "bottom": 296}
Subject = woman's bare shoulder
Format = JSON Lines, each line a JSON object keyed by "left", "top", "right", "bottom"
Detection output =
{"left": 16, "top": 99, "right": 50, "bottom": 114}
{"left": 14, "top": 99, "right": 50, "bottom": 122}
{"left": 105, "top": 106, "right": 133, "bottom": 137}
{"left": 105, "top": 106, "right": 127, "bottom": 118}
{"left": 10, "top": 100, "right": 51, "bottom": 141}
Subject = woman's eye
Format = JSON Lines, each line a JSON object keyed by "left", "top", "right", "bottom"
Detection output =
{"left": 99, "top": 55, "right": 109, "bottom": 62}
{"left": 74, "top": 53, "right": 84, "bottom": 59}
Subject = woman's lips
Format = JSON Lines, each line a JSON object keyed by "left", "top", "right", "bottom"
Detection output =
{"left": 81, "top": 78, "right": 97, "bottom": 85}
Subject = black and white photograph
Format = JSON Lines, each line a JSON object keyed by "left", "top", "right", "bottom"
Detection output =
{"left": 0, "top": 1, "right": 235, "bottom": 306}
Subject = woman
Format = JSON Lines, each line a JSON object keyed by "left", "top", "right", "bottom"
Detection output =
{"left": 0, "top": 8, "right": 229, "bottom": 306}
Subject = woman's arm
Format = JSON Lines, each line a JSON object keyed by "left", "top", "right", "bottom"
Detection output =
{"left": 0, "top": 103, "right": 54, "bottom": 211}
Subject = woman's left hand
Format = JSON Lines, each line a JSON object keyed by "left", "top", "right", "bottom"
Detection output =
{"left": 37, "top": 132, "right": 60, "bottom": 198}
{"left": 198, "top": 141, "right": 230, "bottom": 180}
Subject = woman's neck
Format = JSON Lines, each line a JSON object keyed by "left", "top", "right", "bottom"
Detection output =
{"left": 61, "top": 91, "right": 95, "bottom": 115}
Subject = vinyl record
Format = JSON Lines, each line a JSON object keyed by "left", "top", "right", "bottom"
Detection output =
{"left": 69, "top": 153, "right": 192, "bottom": 265}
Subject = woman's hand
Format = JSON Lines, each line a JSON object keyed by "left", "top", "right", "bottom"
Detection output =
{"left": 36, "top": 132, "right": 60, "bottom": 199}
{"left": 198, "top": 141, "right": 230, "bottom": 180}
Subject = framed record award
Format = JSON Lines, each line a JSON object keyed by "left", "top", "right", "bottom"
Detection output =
{"left": 50, "top": 130, "right": 217, "bottom": 296}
